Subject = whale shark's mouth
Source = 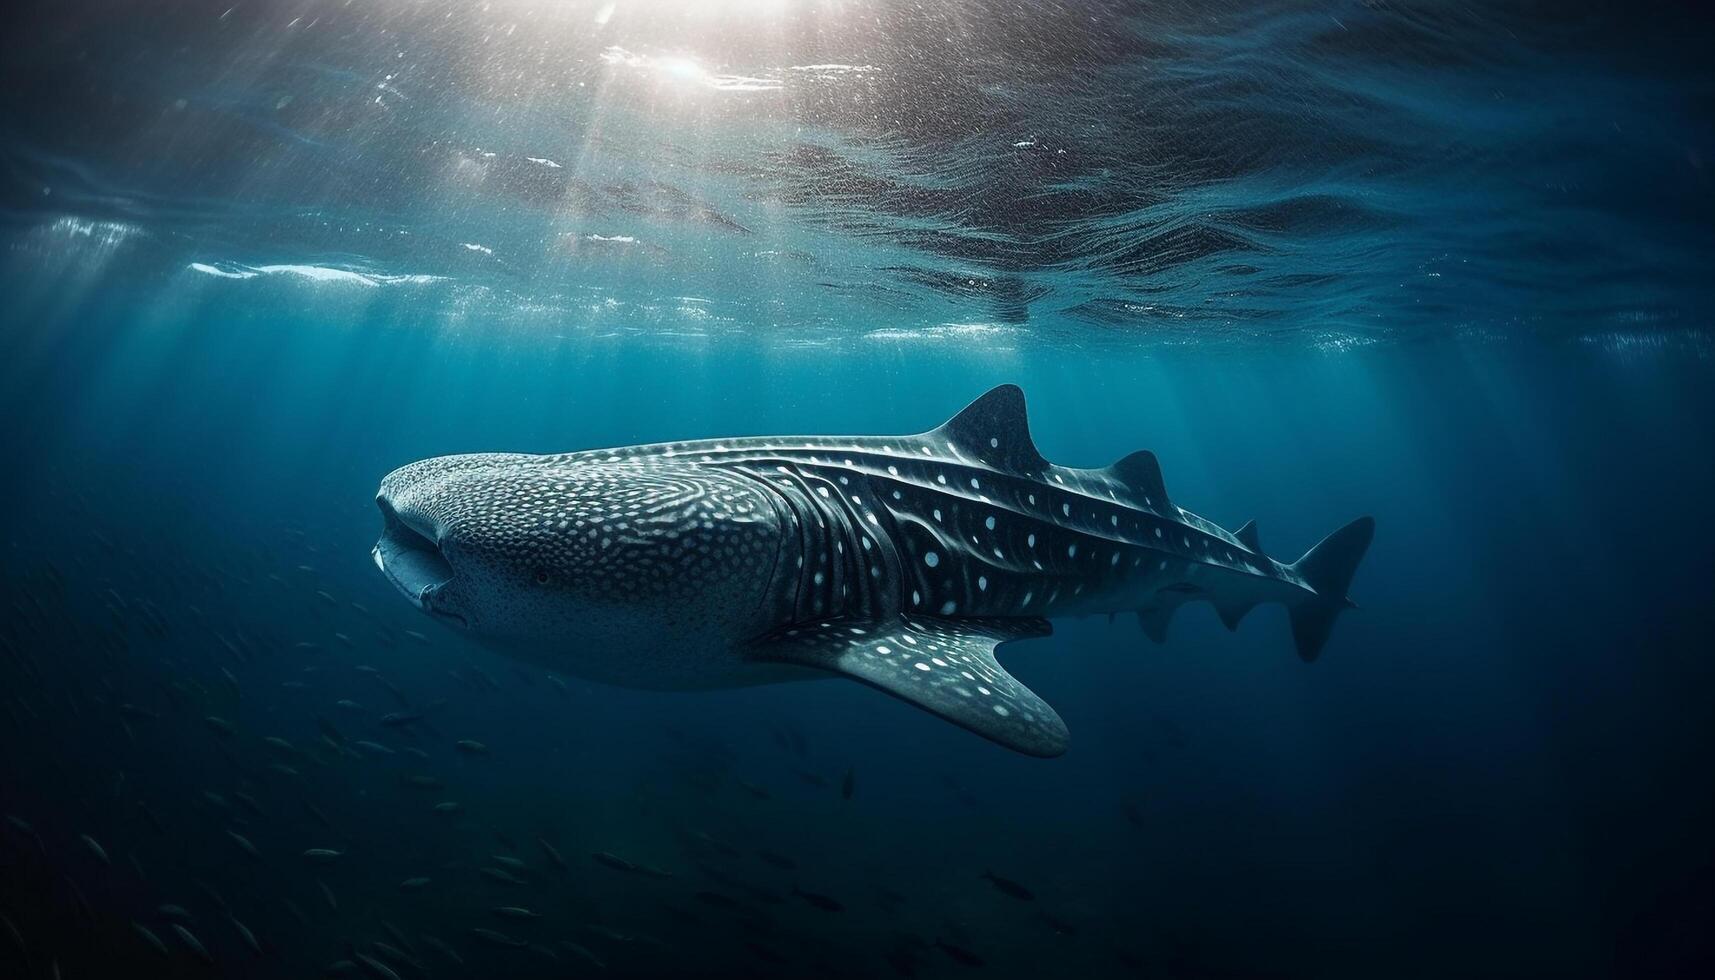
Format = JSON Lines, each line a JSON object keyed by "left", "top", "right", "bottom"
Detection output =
{"left": 373, "top": 495, "right": 456, "bottom": 616}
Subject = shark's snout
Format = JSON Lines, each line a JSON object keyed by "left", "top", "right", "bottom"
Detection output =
{"left": 372, "top": 490, "right": 460, "bottom": 623}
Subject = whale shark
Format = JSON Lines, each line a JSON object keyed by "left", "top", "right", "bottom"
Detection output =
{"left": 372, "top": 385, "right": 1372, "bottom": 757}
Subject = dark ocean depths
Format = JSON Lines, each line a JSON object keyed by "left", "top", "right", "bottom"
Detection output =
{"left": 2, "top": 1, "right": 1713, "bottom": 977}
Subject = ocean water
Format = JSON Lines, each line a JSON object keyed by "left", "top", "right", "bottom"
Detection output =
{"left": 2, "top": 1, "right": 1712, "bottom": 977}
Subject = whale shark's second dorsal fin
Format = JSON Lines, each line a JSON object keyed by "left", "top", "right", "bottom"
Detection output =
{"left": 1233, "top": 520, "right": 1260, "bottom": 552}
{"left": 1107, "top": 450, "right": 1169, "bottom": 508}
{"left": 746, "top": 616, "right": 1067, "bottom": 757}
{"left": 932, "top": 384, "right": 1048, "bottom": 474}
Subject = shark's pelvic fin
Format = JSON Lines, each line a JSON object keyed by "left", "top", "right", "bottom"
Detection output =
{"left": 1136, "top": 606, "right": 1174, "bottom": 643}
{"left": 1107, "top": 450, "right": 1170, "bottom": 508}
{"left": 1213, "top": 598, "right": 1258, "bottom": 632}
{"left": 746, "top": 616, "right": 1067, "bottom": 757}
{"left": 933, "top": 384, "right": 1049, "bottom": 474}
{"left": 1287, "top": 516, "right": 1376, "bottom": 662}
{"left": 1233, "top": 520, "right": 1261, "bottom": 553}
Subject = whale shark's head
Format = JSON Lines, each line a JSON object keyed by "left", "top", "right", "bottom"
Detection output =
{"left": 373, "top": 453, "right": 786, "bottom": 667}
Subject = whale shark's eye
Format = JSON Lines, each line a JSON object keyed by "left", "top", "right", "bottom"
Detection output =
{"left": 533, "top": 569, "right": 550, "bottom": 585}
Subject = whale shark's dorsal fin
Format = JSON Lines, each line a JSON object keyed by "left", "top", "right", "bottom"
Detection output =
{"left": 1107, "top": 450, "right": 1169, "bottom": 508}
{"left": 746, "top": 616, "right": 1067, "bottom": 757}
{"left": 932, "top": 384, "right": 1048, "bottom": 474}
{"left": 1233, "top": 520, "right": 1260, "bottom": 552}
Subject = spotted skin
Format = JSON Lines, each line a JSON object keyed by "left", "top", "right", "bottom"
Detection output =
{"left": 373, "top": 385, "right": 1373, "bottom": 756}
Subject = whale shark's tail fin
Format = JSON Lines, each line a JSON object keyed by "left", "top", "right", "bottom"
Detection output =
{"left": 1286, "top": 516, "right": 1374, "bottom": 662}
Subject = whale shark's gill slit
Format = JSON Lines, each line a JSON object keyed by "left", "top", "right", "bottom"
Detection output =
{"left": 733, "top": 460, "right": 901, "bottom": 626}
{"left": 732, "top": 466, "right": 832, "bottom": 623}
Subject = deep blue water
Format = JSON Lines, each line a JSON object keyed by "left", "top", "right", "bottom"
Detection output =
{"left": 2, "top": 2, "right": 1713, "bottom": 978}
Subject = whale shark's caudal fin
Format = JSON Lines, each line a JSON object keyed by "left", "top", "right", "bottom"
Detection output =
{"left": 1286, "top": 516, "right": 1375, "bottom": 662}
{"left": 746, "top": 616, "right": 1067, "bottom": 757}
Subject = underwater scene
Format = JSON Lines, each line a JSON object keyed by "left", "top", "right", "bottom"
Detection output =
{"left": 1, "top": 1, "right": 1712, "bottom": 977}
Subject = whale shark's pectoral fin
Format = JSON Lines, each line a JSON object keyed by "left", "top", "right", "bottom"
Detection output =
{"left": 746, "top": 617, "right": 1067, "bottom": 758}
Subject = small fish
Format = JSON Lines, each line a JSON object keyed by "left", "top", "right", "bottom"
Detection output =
{"left": 936, "top": 938, "right": 985, "bottom": 967}
{"left": 421, "top": 933, "right": 465, "bottom": 965}
{"left": 592, "top": 851, "right": 673, "bottom": 878}
{"left": 491, "top": 906, "right": 541, "bottom": 919}
{"left": 841, "top": 765, "right": 856, "bottom": 800}
{"left": 371, "top": 939, "right": 419, "bottom": 969}
{"left": 378, "top": 678, "right": 412, "bottom": 708}
{"left": 528, "top": 942, "right": 560, "bottom": 963}
{"left": 558, "top": 941, "right": 605, "bottom": 969}
{"left": 303, "top": 848, "right": 343, "bottom": 862}
{"left": 1039, "top": 910, "right": 1079, "bottom": 936}
{"left": 1, "top": 911, "right": 24, "bottom": 956}
{"left": 455, "top": 739, "right": 488, "bottom": 754}
{"left": 490, "top": 854, "right": 527, "bottom": 870}
{"left": 480, "top": 866, "right": 527, "bottom": 886}
{"left": 399, "top": 876, "right": 432, "bottom": 890}
{"left": 226, "top": 830, "right": 261, "bottom": 859}
{"left": 132, "top": 921, "right": 169, "bottom": 956}
{"left": 432, "top": 801, "right": 462, "bottom": 814}
{"left": 747, "top": 941, "right": 787, "bottom": 964}
{"left": 158, "top": 904, "right": 194, "bottom": 922}
{"left": 581, "top": 923, "right": 637, "bottom": 944}
{"left": 980, "top": 870, "right": 1034, "bottom": 901}
{"left": 757, "top": 849, "right": 797, "bottom": 870}
{"left": 537, "top": 837, "right": 567, "bottom": 870}
{"left": 380, "top": 711, "right": 423, "bottom": 727}
{"left": 172, "top": 923, "right": 213, "bottom": 963}
{"left": 685, "top": 830, "right": 740, "bottom": 858}
{"left": 791, "top": 886, "right": 844, "bottom": 912}
{"left": 355, "top": 952, "right": 402, "bottom": 980}
{"left": 204, "top": 715, "right": 235, "bottom": 737}
{"left": 79, "top": 833, "right": 110, "bottom": 864}
{"left": 470, "top": 927, "right": 529, "bottom": 948}
{"left": 304, "top": 800, "right": 334, "bottom": 828}
{"left": 353, "top": 740, "right": 395, "bottom": 755}
{"left": 230, "top": 915, "right": 261, "bottom": 955}
{"left": 335, "top": 700, "right": 366, "bottom": 711}
{"left": 737, "top": 779, "right": 771, "bottom": 800}
{"left": 402, "top": 774, "right": 442, "bottom": 790}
